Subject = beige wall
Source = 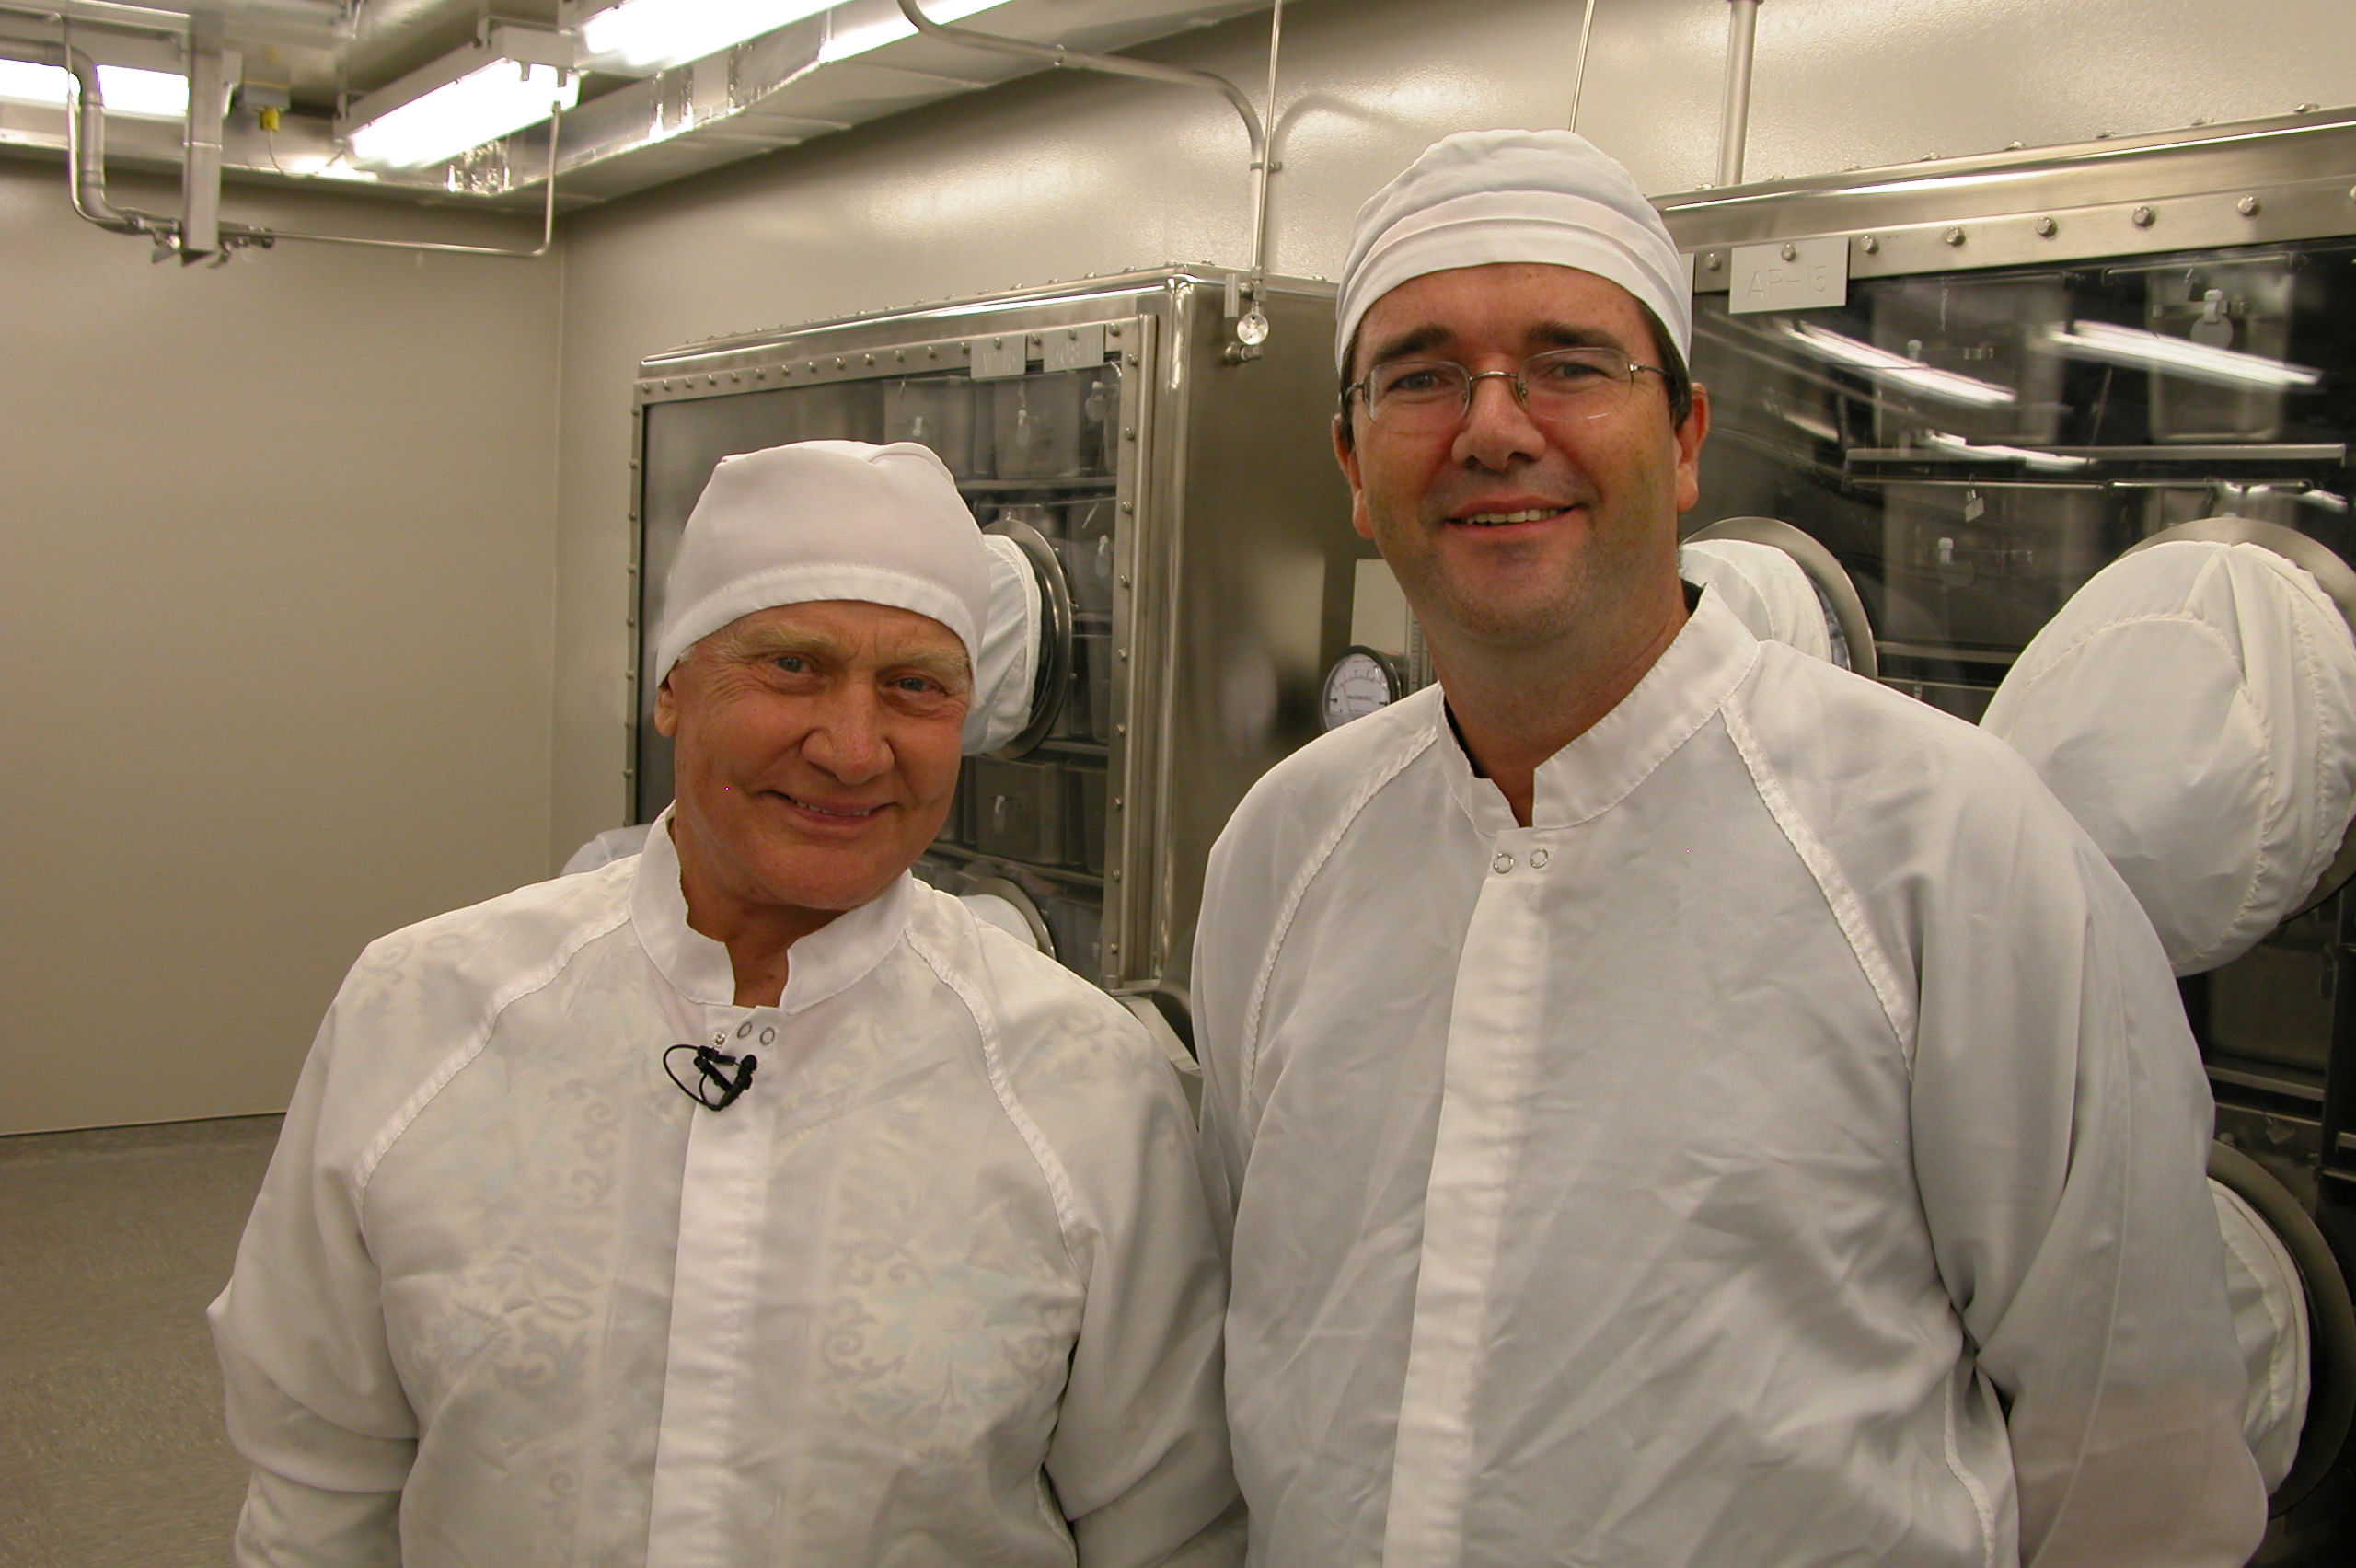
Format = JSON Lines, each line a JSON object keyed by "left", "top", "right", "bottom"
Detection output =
{"left": 549, "top": 0, "right": 2356, "bottom": 864}
{"left": 0, "top": 162, "right": 562, "bottom": 1134}
{"left": 10, "top": 0, "right": 2356, "bottom": 1133}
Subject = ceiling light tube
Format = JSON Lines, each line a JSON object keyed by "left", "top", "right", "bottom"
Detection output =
{"left": 2045, "top": 319, "right": 2322, "bottom": 390}
{"left": 569, "top": 0, "right": 834, "bottom": 74}
{"left": 1917, "top": 432, "right": 2094, "bottom": 470}
{"left": 1784, "top": 322, "right": 2018, "bottom": 409}
{"left": 340, "top": 27, "right": 578, "bottom": 170}
{"left": 0, "top": 60, "right": 189, "bottom": 119}
{"left": 817, "top": 0, "right": 1014, "bottom": 62}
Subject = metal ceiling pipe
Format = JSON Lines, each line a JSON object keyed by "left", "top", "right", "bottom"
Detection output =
{"left": 0, "top": 29, "right": 554, "bottom": 262}
{"left": 241, "top": 112, "right": 562, "bottom": 259}
{"left": 895, "top": 0, "right": 1277, "bottom": 346}
{"left": 0, "top": 36, "right": 167, "bottom": 236}
{"left": 1567, "top": 0, "right": 1597, "bottom": 132}
{"left": 1716, "top": 0, "right": 1760, "bottom": 187}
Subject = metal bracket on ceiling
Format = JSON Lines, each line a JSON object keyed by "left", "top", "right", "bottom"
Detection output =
{"left": 895, "top": 0, "right": 1285, "bottom": 352}
{"left": 3, "top": 16, "right": 561, "bottom": 264}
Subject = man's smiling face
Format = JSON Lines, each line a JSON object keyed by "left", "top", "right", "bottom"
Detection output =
{"left": 655, "top": 598, "right": 970, "bottom": 931}
{"left": 1337, "top": 261, "right": 1707, "bottom": 656}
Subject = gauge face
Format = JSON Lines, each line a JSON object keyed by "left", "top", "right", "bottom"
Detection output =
{"left": 1322, "top": 648, "right": 1403, "bottom": 731}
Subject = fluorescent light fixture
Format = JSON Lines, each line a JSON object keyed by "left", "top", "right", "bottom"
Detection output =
{"left": 0, "top": 60, "right": 190, "bottom": 120}
{"left": 341, "top": 28, "right": 578, "bottom": 170}
{"left": 577, "top": 0, "right": 832, "bottom": 73}
{"left": 1784, "top": 322, "right": 2018, "bottom": 408}
{"left": 2045, "top": 319, "right": 2322, "bottom": 390}
{"left": 1917, "top": 432, "right": 2093, "bottom": 471}
{"left": 819, "top": 0, "right": 1013, "bottom": 62}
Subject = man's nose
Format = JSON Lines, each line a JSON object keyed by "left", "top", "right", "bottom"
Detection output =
{"left": 1452, "top": 370, "right": 1549, "bottom": 473}
{"left": 803, "top": 687, "right": 893, "bottom": 783}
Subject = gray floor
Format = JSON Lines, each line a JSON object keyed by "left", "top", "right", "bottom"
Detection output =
{"left": 1, "top": 1115, "right": 281, "bottom": 1568}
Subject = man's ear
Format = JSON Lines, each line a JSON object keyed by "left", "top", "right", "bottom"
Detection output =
{"left": 1334, "top": 412, "right": 1374, "bottom": 541}
{"left": 1672, "top": 381, "right": 1712, "bottom": 516}
{"left": 653, "top": 671, "right": 681, "bottom": 738}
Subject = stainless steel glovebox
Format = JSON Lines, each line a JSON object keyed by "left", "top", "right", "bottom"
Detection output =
{"left": 1660, "top": 109, "right": 2356, "bottom": 1558}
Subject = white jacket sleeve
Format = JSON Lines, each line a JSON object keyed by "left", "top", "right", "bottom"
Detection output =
{"left": 1908, "top": 795, "right": 2266, "bottom": 1567}
{"left": 983, "top": 945, "right": 1242, "bottom": 1568}
{"left": 208, "top": 994, "right": 421, "bottom": 1564}
{"left": 1190, "top": 794, "right": 1288, "bottom": 1251}
{"left": 229, "top": 1470, "right": 401, "bottom": 1568}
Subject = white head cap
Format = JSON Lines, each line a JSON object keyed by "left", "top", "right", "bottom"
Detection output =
{"left": 1335, "top": 128, "right": 1690, "bottom": 376}
{"left": 654, "top": 440, "right": 1039, "bottom": 754}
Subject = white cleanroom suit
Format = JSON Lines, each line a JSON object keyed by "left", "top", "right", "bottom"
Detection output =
{"left": 211, "top": 813, "right": 1240, "bottom": 1566}
{"left": 1194, "top": 587, "right": 2264, "bottom": 1568}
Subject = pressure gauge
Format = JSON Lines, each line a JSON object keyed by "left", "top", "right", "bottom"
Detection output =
{"left": 1322, "top": 646, "right": 1406, "bottom": 732}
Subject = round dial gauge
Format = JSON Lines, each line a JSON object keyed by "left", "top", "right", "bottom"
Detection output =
{"left": 1322, "top": 647, "right": 1405, "bottom": 732}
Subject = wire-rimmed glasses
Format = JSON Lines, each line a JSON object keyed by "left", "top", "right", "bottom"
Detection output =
{"left": 1346, "top": 347, "right": 1669, "bottom": 432}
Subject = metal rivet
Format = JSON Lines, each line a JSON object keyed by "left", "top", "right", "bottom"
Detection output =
{"left": 2237, "top": 194, "right": 2261, "bottom": 215}
{"left": 2034, "top": 215, "right": 2058, "bottom": 236}
{"left": 864, "top": 353, "right": 875, "bottom": 364}
{"left": 1703, "top": 252, "right": 1724, "bottom": 271}
{"left": 1779, "top": 243, "right": 1796, "bottom": 261}
{"left": 1112, "top": 797, "right": 1123, "bottom": 809}
{"left": 1118, "top": 573, "right": 1131, "bottom": 586}
{"left": 712, "top": 1032, "right": 726, "bottom": 1046}
{"left": 2131, "top": 205, "right": 2156, "bottom": 227}
{"left": 1857, "top": 234, "right": 1879, "bottom": 254}
{"left": 1530, "top": 848, "right": 1550, "bottom": 869}
{"left": 1943, "top": 225, "right": 1967, "bottom": 246}
{"left": 1123, "top": 426, "right": 1137, "bottom": 439}
{"left": 1115, "top": 723, "right": 1126, "bottom": 735}
{"left": 1119, "top": 502, "right": 1135, "bottom": 515}
{"left": 1492, "top": 852, "right": 1515, "bottom": 874}
{"left": 1111, "top": 868, "right": 1122, "bottom": 881}
{"left": 833, "top": 357, "right": 845, "bottom": 369}
{"left": 1116, "top": 648, "right": 1128, "bottom": 661}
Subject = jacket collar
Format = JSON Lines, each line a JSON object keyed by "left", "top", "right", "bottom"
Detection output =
{"left": 1438, "top": 587, "right": 1761, "bottom": 834}
{"left": 630, "top": 804, "right": 915, "bottom": 1013}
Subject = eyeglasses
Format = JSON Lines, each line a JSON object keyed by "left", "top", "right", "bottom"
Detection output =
{"left": 1346, "top": 346, "right": 1669, "bottom": 432}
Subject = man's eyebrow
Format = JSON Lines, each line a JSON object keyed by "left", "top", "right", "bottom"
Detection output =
{"left": 1362, "top": 324, "right": 1452, "bottom": 370}
{"left": 1361, "top": 319, "right": 1636, "bottom": 372}
{"left": 713, "top": 623, "right": 845, "bottom": 663}
{"left": 716, "top": 624, "right": 971, "bottom": 688}
{"left": 1530, "top": 319, "right": 1635, "bottom": 355}
{"left": 890, "top": 647, "right": 973, "bottom": 689}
